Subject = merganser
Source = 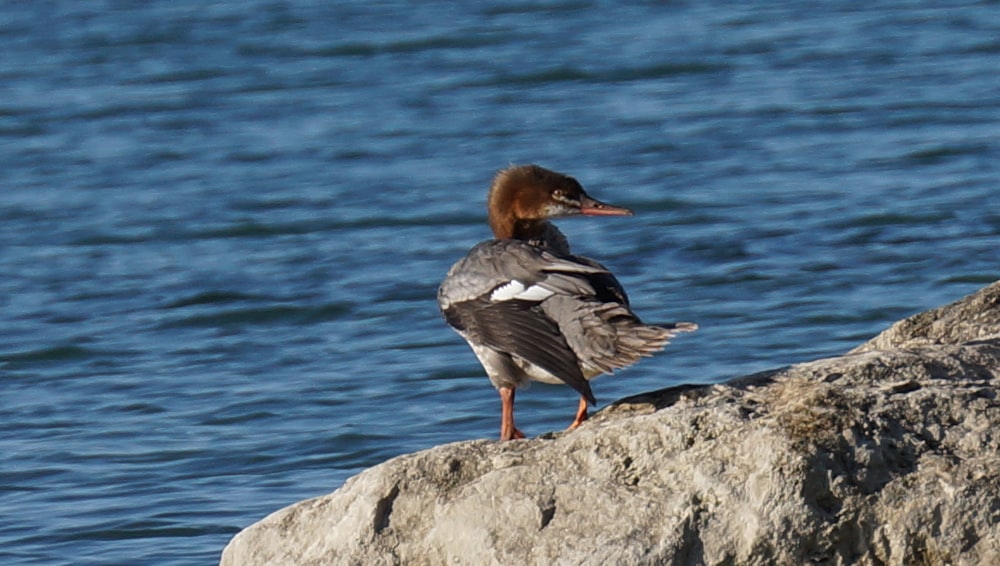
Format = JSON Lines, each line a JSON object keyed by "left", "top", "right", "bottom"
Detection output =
{"left": 438, "top": 164, "right": 696, "bottom": 441}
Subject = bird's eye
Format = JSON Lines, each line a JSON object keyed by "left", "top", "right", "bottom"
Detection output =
{"left": 552, "top": 189, "right": 563, "bottom": 198}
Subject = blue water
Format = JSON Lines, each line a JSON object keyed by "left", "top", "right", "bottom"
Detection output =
{"left": 1, "top": 1, "right": 998, "bottom": 564}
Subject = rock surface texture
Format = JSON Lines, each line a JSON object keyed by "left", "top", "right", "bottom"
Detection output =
{"left": 221, "top": 281, "right": 1000, "bottom": 566}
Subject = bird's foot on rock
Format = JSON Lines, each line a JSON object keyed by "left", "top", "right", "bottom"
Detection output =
{"left": 567, "top": 396, "right": 589, "bottom": 430}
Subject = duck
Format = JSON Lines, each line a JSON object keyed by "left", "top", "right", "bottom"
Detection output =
{"left": 437, "top": 164, "right": 696, "bottom": 441}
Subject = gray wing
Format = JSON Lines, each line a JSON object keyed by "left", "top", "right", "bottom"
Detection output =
{"left": 437, "top": 239, "right": 607, "bottom": 309}
{"left": 540, "top": 297, "right": 693, "bottom": 376}
{"left": 438, "top": 240, "right": 608, "bottom": 401}
{"left": 443, "top": 296, "right": 595, "bottom": 402}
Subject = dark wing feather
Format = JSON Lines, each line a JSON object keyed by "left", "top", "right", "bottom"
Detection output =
{"left": 566, "top": 254, "right": 630, "bottom": 306}
{"left": 443, "top": 297, "right": 595, "bottom": 403}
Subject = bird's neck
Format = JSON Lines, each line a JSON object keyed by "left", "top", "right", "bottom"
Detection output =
{"left": 490, "top": 216, "right": 570, "bottom": 255}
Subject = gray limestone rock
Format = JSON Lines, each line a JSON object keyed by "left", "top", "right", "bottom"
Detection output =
{"left": 221, "top": 281, "right": 1000, "bottom": 566}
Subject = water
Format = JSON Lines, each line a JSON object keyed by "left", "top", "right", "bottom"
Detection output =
{"left": 1, "top": 1, "right": 997, "bottom": 563}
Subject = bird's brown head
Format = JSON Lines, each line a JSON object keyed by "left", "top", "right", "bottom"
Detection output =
{"left": 487, "top": 164, "right": 632, "bottom": 240}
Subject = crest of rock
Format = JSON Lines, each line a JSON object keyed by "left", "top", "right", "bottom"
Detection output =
{"left": 222, "top": 281, "right": 1000, "bottom": 566}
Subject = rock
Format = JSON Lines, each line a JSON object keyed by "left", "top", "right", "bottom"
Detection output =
{"left": 850, "top": 281, "right": 1000, "bottom": 353}
{"left": 221, "top": 282, "right": 1000, "bottom": 566}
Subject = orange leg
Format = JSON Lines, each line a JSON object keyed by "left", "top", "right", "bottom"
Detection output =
{"left": 567, "top": 395, "right": 589, "bottom": 430}
{"left": 498, "top": 387, "right": 526, "bottom": 441}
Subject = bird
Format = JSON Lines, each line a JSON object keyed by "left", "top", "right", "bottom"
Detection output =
{"left": 437, "top": 164, "right": 696, "bottom": 441}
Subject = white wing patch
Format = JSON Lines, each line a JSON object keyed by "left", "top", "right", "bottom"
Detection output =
{"left": 490, "top": 280, "right": 555, "bottom": 302}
